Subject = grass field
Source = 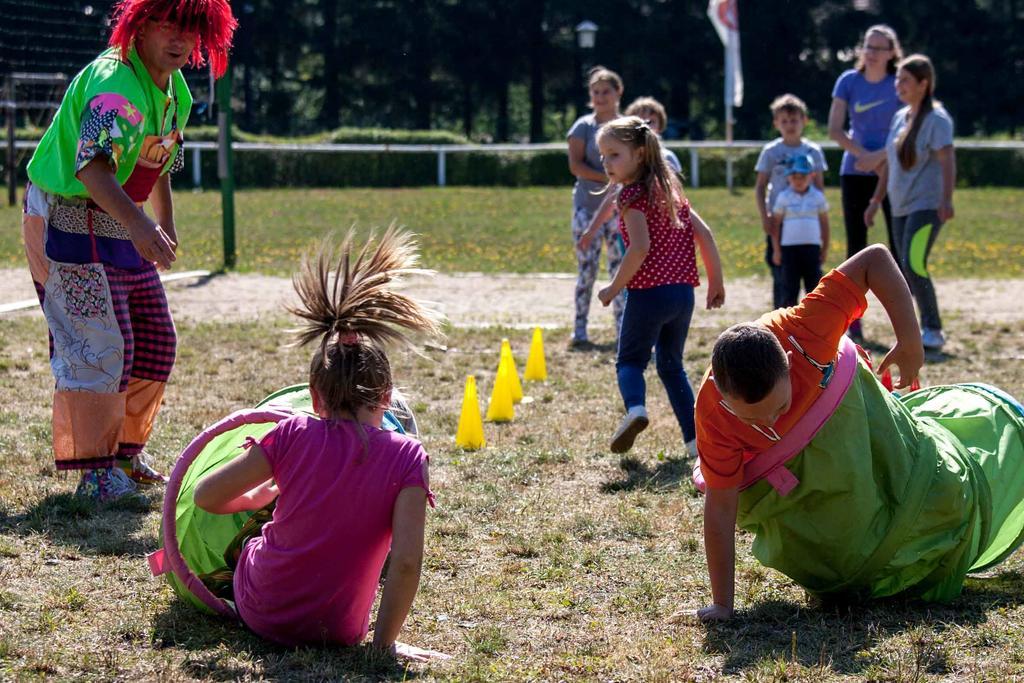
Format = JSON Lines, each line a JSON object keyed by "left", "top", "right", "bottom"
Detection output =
{"left": 2, "top": 186, "right": 1024, "bottom": 680}
{"left": 3, "top": 186, "right": 1024, "bottom": 277}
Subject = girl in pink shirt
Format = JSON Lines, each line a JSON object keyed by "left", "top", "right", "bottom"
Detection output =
{"left": 588, "top": 116, "right": 726, "bottom": 457}
{"left": 194, "top": 228, "right": 449, "bottom": 662}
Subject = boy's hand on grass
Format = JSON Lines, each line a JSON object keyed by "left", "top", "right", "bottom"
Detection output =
{"left": 667, "top": 604, "right": 734, "bottom": 623}
{"left": 597, "top": 285, "right": 616, "bottom": 307}
{"left": 877, "top": 340, "right": 924, "bottom": 390}
{"left": 697, "top": 604, "right": 734, "bottom": 621}
{"left": 820, "top": 247, "right": 828, "bottom": 265}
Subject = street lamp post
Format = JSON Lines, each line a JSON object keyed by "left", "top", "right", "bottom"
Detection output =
{"left": 574, "top": 20, "right": 598, "bottom": 117}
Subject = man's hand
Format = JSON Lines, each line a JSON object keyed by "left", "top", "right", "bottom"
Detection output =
{"left": 772, "top": 247, "right": 782, "bottom": 267}
{"left": 127, "top": 221, "right": 177, "bottom": 270}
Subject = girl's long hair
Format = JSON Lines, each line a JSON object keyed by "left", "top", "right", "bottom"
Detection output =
{"left": 895, "top": 54, "right": 936, "bottom": 171}
{"left": 597, "top": 115, "right": 685, "bottom": 226}
{"left": 108, "top": 0, "right": 237, "bottom": 78}
{"left": 854, "top": 24, "right": 903, "bottom": 75}
{"left": 288, "top": 225, "right": 443, "bottom": 418}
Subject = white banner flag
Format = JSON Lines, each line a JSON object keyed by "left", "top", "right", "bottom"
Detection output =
{"left": 707, "top": 0, "right": 744, "bottom": 108}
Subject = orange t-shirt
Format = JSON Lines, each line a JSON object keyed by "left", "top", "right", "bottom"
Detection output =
{"left": 695, "top": 269, "right": 868, "bottom": 489}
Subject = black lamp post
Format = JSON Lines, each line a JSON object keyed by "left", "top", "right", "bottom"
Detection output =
{"left": 574, "top": 20, "right": 598, "bottom": 117}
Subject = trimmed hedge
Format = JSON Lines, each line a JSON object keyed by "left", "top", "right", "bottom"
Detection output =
{"left": 177, "top": 144, "right": 1024, "bottom": 189}
{"left": 184, "top": 125, "right": 469, "bottom": 145}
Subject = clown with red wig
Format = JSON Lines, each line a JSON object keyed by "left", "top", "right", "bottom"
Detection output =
{"left": 21, "top": 0, "right": 236, "bottom": 503}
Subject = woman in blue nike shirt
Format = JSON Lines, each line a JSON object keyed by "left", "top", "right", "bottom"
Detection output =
{"left": 827, "top": 24, "right": 903, "bottom": 341}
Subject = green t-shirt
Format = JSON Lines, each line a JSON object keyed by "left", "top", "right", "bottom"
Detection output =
{"left": 27, "top": 47, "right": 193, "bottom": 198}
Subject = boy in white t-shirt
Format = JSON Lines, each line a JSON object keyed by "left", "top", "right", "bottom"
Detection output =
{"left": 771, "top": 154, "right": 830, "bottom": 306}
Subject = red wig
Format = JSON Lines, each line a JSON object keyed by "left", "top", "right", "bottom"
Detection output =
{"left": 108, "top": 0, "right": 237, "bottom": 78}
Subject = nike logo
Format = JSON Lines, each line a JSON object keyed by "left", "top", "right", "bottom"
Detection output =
{"left": 854, "top": 100, "right": 884, "bottom": 114}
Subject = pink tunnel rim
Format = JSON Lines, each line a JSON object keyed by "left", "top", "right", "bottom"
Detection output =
{"left": 161, "top": 407, "right": 293, "bottom": 617}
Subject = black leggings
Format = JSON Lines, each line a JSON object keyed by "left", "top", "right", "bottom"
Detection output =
{"left": 840, "top": 174, "right": 894, "bottom": 257}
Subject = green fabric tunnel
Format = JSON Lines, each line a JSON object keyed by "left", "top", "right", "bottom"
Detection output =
{"left": 156, "top": 385, "right": 409, "bottom": 615}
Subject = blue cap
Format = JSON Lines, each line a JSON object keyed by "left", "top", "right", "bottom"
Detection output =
{"left": 785, "top": 154, "right": 814, "bottom": 176}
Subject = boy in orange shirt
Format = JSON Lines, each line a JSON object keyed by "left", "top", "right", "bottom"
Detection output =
{"left": 689, "top": 244, "right": 1024, "bottom": 620}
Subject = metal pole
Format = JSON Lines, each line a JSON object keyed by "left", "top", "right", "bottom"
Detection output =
{"left": 216, "top": 67, "right": 236, "bottom": 269}
{"left": 724, "top": 45, "right": 734, "bottom": 192}
{"left": 437, "top": 149, "right": 446, "bottom": 186}
{"left": 192, "top": 146, "right": 202, "bottom": 188}
{"left": 6, "top": 75, "right": 16, "bottom": 207}
{"left": 689, "top": 148, "right": 700, "bottom": 189}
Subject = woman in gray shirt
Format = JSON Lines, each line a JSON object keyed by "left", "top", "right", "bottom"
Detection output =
{"left": 566, "top": 66, "right": 624, "bottom": 347}
{"left": 866, "top": 54, "right": 955, "bottom": 351}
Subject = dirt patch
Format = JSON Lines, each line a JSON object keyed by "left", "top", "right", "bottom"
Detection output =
{"left": 2, "top": 267, "right": 1022, "bottom": 332}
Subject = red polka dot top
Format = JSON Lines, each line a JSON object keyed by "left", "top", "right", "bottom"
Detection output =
{"left": 617, "top": 182, "right": 700, "bottom": 289}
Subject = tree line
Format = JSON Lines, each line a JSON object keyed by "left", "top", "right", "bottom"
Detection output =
{"left": 3, "top": 0, "right": 1022, "bottom": 140}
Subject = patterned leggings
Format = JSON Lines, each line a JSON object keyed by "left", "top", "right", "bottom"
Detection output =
{"left": 571, "top": 205, "right": 625, "bottom": 341}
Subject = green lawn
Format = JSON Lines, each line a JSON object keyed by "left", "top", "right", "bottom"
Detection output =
{"left": 2, "top": 311, "right": 1024, "bottom": 680}
{"left": 3, "top": 186, "right": 1024, "bottom": 277}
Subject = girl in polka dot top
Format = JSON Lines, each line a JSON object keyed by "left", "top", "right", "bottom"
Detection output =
{"left": 591, "top": 116, "right": 726, "bottom": 457}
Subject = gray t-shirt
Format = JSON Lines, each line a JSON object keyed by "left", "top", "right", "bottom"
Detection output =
{"left": 754, "top": 137, "right": 828, "bottom": 213}
{"left": 884, "top": 105, "right": 954, "bottom": 217}
{"left": 567, "top": 114, "right": 609, "bottom": 214}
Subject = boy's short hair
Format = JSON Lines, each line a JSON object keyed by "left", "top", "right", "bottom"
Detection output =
{"left": 625, "top": 97, "right": 668, "bottom": 133}
{"left": 711, "top": 323, "right": 789, "bottom": 403}
{"left": 770, "top": 94, "right": 808, "bottom": 119}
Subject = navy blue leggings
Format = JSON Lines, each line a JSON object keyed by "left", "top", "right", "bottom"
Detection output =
{"left": 616, "top": 284, "right": 696, "bottom": 442}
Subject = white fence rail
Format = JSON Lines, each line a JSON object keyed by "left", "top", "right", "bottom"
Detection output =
{"left": 6, "top": 138, "right": 1024, "bottom": 190}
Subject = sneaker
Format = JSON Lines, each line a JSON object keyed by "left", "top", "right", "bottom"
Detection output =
{"left": 921, "top": 328, "right": 946, "bottom": 351}
{"left": 684, "top": 438, "right": 699, "bottom": 460}
{"left": 117, "top": 452, "right": 169, "bottom": 486}
{"left": 75, "top": 467, "right": 149, "bottom": 504}
{"left": 610, "top": 406, "right": 649, "bottom": 454}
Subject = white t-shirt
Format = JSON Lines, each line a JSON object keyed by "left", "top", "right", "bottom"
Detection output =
{"left": 773, "top": 186, "right": 829, "bottom": 246}
{"left": 754, "top": 137, "right": 828, "bottom": 213}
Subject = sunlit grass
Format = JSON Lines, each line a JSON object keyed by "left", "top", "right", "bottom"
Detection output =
{"left": 3, "top": 187, "right": 1023, "bottom": 277}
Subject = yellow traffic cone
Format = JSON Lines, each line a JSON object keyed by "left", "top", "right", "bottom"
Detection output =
{"left": 486, "top": 359, "right": 515, "bottom": 422}
{"left": 523, "top": 327, "right": 547, "bottom": 381}
{"left": 455, "top": 375, "right": 485, "bottom": 449}
{"left": 500, "top": 338, "right": 524, "bottom": 403}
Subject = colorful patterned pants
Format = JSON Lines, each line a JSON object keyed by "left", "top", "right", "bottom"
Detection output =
{"left": 22, "top": 185, "right": 176, "bottom": 471}
{"left": 571, "top": 205, "right": 625, "bottom": 341}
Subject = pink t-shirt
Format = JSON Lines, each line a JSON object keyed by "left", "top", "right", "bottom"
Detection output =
{"left": 618, "top": 182, "right": 700, "bottom": 289}
{"left": 233, "top": 415, "right": 433, "bottom": 646}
